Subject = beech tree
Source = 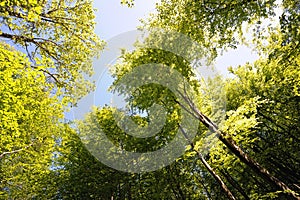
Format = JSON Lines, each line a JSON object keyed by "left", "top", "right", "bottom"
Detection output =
{"left": 0, "top": 43, "right": 63, "bottom": 198}
{"left": 0, "top": 0, "right": 102, "bottom": 198}
{"left": 1, "top": 0, "right": 299, "bottom": 199}
{"left": 75, "top": 0, "right": 300, "bottom": 199}
{"left": 0, "top": 0, "right": 103, "bottom": 103}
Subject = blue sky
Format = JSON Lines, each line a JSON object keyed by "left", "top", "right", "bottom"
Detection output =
{"left": 92, "top": 0, "right": 258, "bottom": 70}
{"left": 94, "top": 1, "right": 158, "bottom": 39}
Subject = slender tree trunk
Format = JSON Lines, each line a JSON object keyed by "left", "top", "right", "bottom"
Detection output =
{"left": 221, "top": 169, "right": 250, "bottom": 200}
{"left": 179, "top": 126, "right": 237, "bottom": 200}
{"left": 197, "top": 176, "right": 212, "bottom": 200}
{"left": 166, "top": 167, "right": 186, "bottom": 200}
{"left": 127, "top": 180, "right": 132, "bottom": 200}
{"left": 177, "top": 92, "right": 300, "bottom": 199}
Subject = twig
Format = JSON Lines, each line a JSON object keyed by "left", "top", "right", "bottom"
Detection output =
{"left": 0, "top": 143, "right": 34, "bottom": 159}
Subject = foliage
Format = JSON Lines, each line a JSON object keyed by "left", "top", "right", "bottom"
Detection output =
{"left": 224, "top": 39, "right": 300, "bottom": 198}
{"left": 0, "top": 0, "right": 103, "bottom": 198}
{"left": 144, "top": 0, "right": 278, "bottom": 57}
{"left": 0, "top": 0, "right": 104, "bottom": 103}
{"left": 1, "top": 0, "right": 300, "bottom": 199}
{"left": 71, "top": 0, "right": 300, "bottom": 199}
{"left": 0, "top": 43, "right": 63, "bottom": 199}
{"left": 120, "top": 0, "right": 135, "bottom": 8}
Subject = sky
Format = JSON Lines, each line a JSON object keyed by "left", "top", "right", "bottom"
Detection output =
{"left": 71, "top": 0, "right": 259, "bottom": 120}
{"left": 94, "top": 1, "right": 158, "bottom": 39}
{"left": 93, "top": 0, "right": 258, "bottom": 70}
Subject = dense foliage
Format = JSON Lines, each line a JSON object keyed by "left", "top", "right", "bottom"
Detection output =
{"left": 0, "top": 0, "right": 104, "bottom": 103}
{"left": 0, "top": 43, "right": 63, "bottom": 198}
{"left": 0, "top": 0, "right": 299, "bottom": 199}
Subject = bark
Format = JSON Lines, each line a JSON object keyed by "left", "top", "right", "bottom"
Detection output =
{"left": 221, "top": 169, "right": 250, "bottom": 200}
{"left": 176, "top": 91, "right": 300, "bottom": 199}
{"left": 179, "top": 126, "right": 237, "bottom": 200}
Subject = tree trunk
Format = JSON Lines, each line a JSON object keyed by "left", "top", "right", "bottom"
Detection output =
{"left": 177, "top": 93, "right": 300, "bottom": 199}
{"left": 179, "top": 126, "right": 237, "bottom": 200}
{"left": 221, "top": 169, "right": 250, "bottom": 200}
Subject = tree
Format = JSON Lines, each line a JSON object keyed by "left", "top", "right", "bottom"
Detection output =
{"left": 76, "top": 105, "right": 231, "bottom": 199}
{"left": 144, "top": 0, "right": 278, "bottom": 56}
{"left": 0, "top": 43, "right": 63, "bottom": 199}
{"left": 0, "top": 0, "right": 103, "bottom": 198}
{"left": 223, "top": 35, "right": 300, "bottom": 198}
{"left": 2, "top": 0, "right": 299, "bottom": 199}
{"left": 54, "top": 125, "right": 126, "bottom": 199}
{"left": 0, "top": 0, "right": 104, "bottom": 103}
{"left": 75, "top": 0, "right": 300, "bottom": 199}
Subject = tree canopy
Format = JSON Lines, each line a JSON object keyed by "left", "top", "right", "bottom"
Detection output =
{"left": 0, "top": 0, "right": 104, "bottom": 103}
{"left": 1, "top": 0, "right": 299, "bottom": 199}
{"left": 0, "top": 43, "right": 63, "bottom": 198}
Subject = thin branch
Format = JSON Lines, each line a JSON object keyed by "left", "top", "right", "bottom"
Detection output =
{"left": 0, "top": 143, "right": 34, "bottom": 159}
{"left": 30, "top": 65, "right": 62, "bottom": 86}
{"left": 0, "top": 32, "right": 61, "bottom": 49}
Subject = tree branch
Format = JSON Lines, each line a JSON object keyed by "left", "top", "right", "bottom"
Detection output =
{"left": 0, "top": 143, "right": 34, "bottom": 159}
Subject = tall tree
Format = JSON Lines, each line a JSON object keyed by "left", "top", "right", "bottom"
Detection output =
{"left": 0, "top": 0, "right": 103, "bottom": 198}
{"left": 78, "top": 0, "right": 300, "bottom": 199}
